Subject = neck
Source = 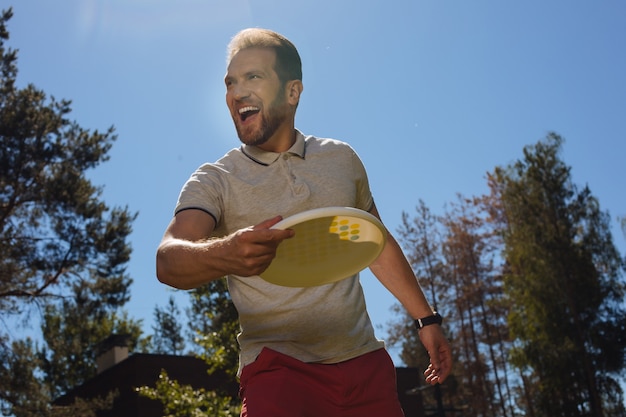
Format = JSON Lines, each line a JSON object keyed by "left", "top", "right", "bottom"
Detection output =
{"left": 257, "top": 123, "right": 296, "bottom": 153}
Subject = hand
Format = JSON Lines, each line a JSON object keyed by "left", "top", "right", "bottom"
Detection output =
{"left": 223, "top": 216, "right": 294, "bottom": 277}
{"left": 419, "top": 325, "right": 452, "bottom": 385}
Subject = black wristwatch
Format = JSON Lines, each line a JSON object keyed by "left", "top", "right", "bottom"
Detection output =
{"left": 415, "top": 312, "right": 443, "bottom": 330}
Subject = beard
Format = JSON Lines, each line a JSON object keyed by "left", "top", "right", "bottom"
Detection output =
{"left": 234, "top": 87, "right": 288, "bottom": 147}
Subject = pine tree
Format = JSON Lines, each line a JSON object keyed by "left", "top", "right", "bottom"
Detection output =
{"left": 187, "top": 279, "right": 240, "bottom": 393}
{"left": 440, "top": 195, "right": 515, "bottom": 417}
{"left": 0, "top": 9, "right": 142, "bottom": 415}
{"left": 139, "top": 279, "right": 241, "bottom": 416}
{"left": 152, "top": 295, "right": 186, "bottom": 355}
{"left": 390, "top": 133, "right": 626, "bottom": 416}
{"left": 491, "top": 133, "right": 626, "bottom": 416}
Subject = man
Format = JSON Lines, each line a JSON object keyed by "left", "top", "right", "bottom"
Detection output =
{"left": 157, "top": 28, "right": 451, "bottom": 417}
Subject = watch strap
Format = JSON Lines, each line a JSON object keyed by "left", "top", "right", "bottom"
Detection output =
{"left": 415, "top": 312, "right": 443, "bottom": 330}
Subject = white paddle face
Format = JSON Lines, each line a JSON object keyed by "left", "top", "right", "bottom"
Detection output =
{"left": 260, "top": 207, "right": 386, "bottom": 287}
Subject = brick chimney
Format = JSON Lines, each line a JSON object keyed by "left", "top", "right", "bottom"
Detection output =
{"left": 96, "top": 334, "right": 130, "bottom": 374}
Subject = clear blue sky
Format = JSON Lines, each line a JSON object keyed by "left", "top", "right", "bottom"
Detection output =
{"left": 6, "top": 0, "right": 626, "bottom": 364}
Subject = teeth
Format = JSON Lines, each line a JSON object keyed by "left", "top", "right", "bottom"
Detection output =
{"left": 239, "top": 106, "right": 259, "bottom": 114}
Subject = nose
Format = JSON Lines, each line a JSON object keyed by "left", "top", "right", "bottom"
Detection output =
{"left": 229, "top": 83, "right": 250, "bottom": 101}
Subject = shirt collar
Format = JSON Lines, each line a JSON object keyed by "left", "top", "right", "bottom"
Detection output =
{"left": 241, "top": 130, "right": 306, "bottom": 166}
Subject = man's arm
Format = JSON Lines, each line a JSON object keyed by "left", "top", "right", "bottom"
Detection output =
{"left": 156, "top": 209, "right": 294, "bottom": 290}
{"left": 368, "top": 203, "right": 452, "bottom": 384}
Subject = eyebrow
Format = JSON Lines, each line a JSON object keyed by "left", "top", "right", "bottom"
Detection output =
{"left": 225, "top": 69, "right": 267, "bottom": 83}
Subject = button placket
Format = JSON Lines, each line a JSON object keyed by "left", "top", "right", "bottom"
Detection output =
{"left": 282, "top": 154, "right": 307, "bottom": 197}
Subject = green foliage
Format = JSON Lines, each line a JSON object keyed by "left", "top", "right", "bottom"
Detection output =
{"left": 138, "top": 279, "right": 241, "bottom": 413}
{"left": 0, "top": 8, "right": 143, "bottom": 415}
{"left": 0, "top": 6, "right": 127, "bottom": 307}
{"left": 152, "top": 295, "right": 186, "bottom": 355}
{"left": 41, "top": 300, "right": 146, "bottom": 398}
{"left": 0, "top": 338, "right": 50, "bottom": 417}
{"left": 0, "top": 338, "right": 118, "bottom": 417}
{"left": 392, "top": 133, "right": 626, "bottom": 417}
{"left": 137, "top": 370, "right": 239, "bottom": 417}
{"left": 188, "top": 279, "right": 240, "bottom": 382}
{"left": 494, "top": 133, "right": 626, "bottom": 416}
{"left": 49, "top": 392, "right": 117, "bottom": 417}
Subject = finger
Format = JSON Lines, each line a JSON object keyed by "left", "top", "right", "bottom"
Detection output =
{"left": 260, "top": 228, "right": 295, "bottom": 243}
{"left": 240, "top": 226, "right": 293, "bottom": 247}
{"left": 424, "top": 365, "right": 442, "bottom": 385}
{"left": 424, "top": 352, "right": 452, "bottom": 384}
{"left": 251, "top": 216, "right": 295, "bottom": 242}
{"left": 252, "top": 215, "right": 284, "bottom": 230}
{"left": 426, "top": 374, "right": 441, "bottom": 385}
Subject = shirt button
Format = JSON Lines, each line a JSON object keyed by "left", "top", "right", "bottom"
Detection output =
{"left": 282, "top": 154, "right": 289, "bottom": 160}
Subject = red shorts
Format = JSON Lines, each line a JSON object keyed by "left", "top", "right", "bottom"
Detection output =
{"left": 239, "top": 347, "right": 405, "bottom": 417}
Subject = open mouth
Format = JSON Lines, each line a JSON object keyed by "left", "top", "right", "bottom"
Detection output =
{"left": 239, "top": 106, "right": 260, "bottom": 122}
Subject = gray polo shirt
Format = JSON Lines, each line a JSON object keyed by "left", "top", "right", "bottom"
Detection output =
{"left": 175, "top": 130, "right": 384, "bottom": 374}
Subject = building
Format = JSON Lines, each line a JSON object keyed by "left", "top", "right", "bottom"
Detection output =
{"left": 54, "top": 336, "right": 425, "bottom": 416}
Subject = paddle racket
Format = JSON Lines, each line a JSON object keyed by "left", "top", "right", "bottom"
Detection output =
{"left": 260, "top": 207, "right": 387, "bottom": 287}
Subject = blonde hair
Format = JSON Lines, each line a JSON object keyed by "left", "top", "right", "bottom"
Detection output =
{"left": 227, "top": 28, "right": 302, "bottom": 82}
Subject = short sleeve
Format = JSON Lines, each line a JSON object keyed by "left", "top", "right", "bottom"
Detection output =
{"left": 350, "top": 148, "right": 374, "bottom": 212}
{"left": 174, "top": 163, "right": 225, "bottom": 225}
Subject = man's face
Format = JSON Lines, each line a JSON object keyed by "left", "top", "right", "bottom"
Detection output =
{"left": 225, "top": 47, "right": 290, "bottom": 148}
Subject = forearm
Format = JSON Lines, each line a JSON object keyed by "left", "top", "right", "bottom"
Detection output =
{"left": 156, "top": 213, "right": 294, "bottom": 290}
{"left": 369, "top": 232, "right": 435, "bottom": 319}
{"left": 156, "top": 237, "right": 230, "bottom": 290}
{"left": 370, "top": 231, "right": 453, "bottom": 383}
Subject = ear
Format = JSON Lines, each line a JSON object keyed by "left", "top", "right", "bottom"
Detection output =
{"left": 286, "top": 80, "right": 303, "bottom": 106}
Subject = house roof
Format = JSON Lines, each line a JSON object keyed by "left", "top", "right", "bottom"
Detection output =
{"left": 54, "top": 353, "right": 237, "bottom": 417}
{"left": 54, "top": 354, "right": 424, "bottom": 417}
